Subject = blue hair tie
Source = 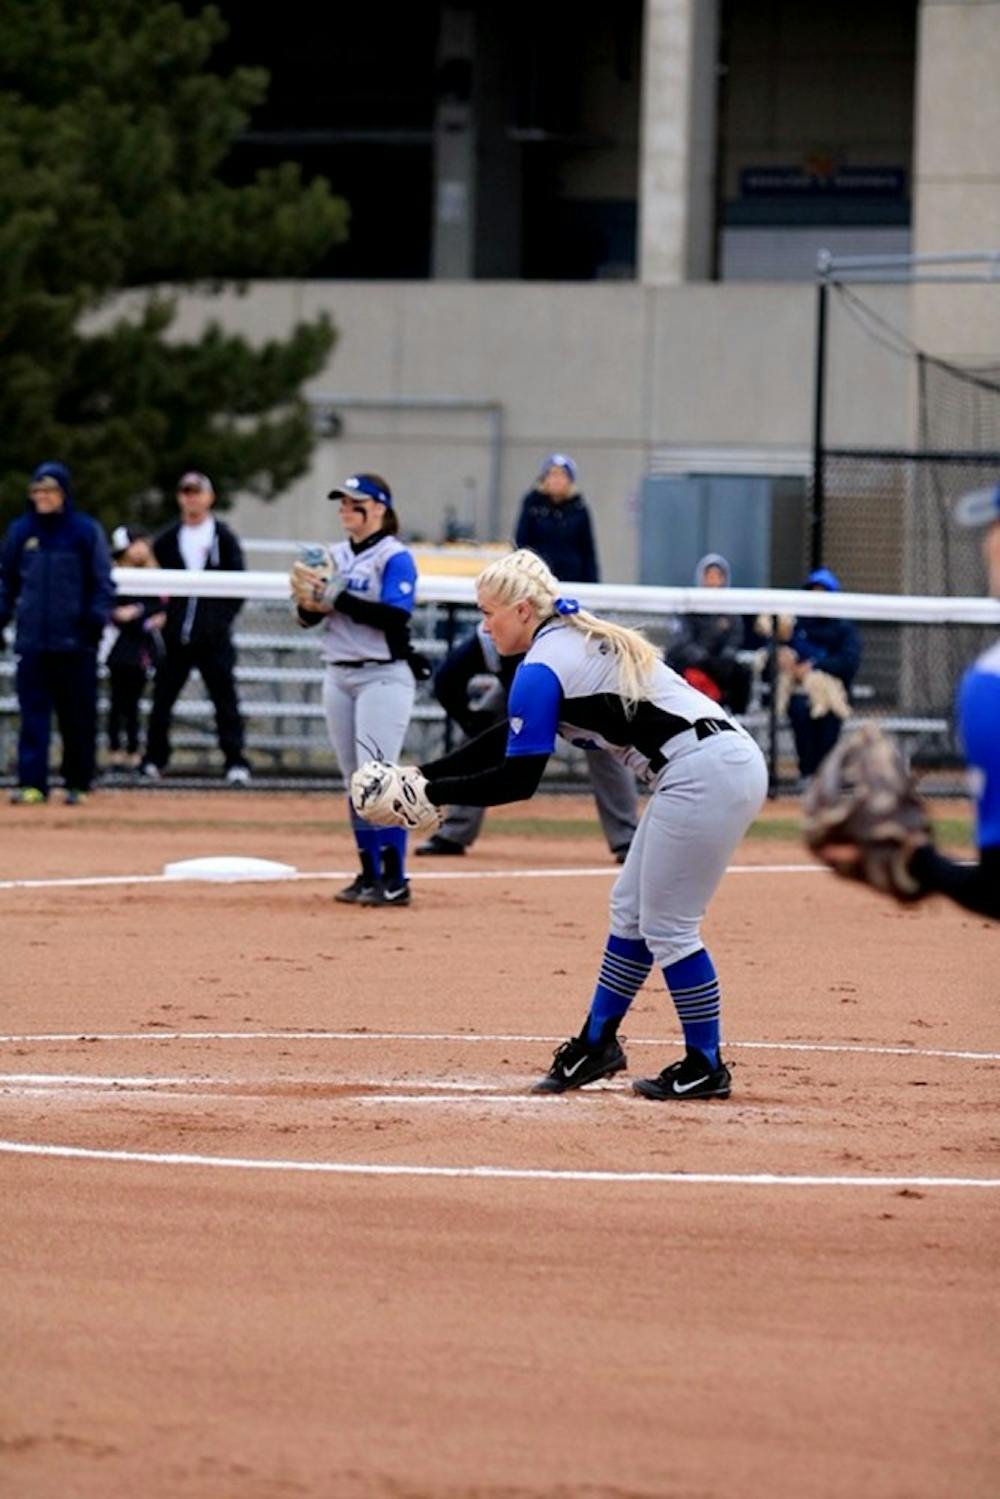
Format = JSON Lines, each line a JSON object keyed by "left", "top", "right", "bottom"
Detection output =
{"left": 554, "top": 596, "right": 580, "bottom": 616}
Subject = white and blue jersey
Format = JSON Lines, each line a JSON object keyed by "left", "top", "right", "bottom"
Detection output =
{"left": 315, "top": 535, "right": 417, "bottom": 664}
{"left": 505, "top": 620, "right": 734, "bottom": 785}
{"left": 959, "top": 639, "right": 1000, "bottom": 851}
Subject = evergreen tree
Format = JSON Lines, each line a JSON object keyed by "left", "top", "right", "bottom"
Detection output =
{"left": 0, "top": 0, "right": 348, "bottom": 528}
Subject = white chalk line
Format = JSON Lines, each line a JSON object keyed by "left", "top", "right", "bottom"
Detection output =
{"left": 1, "top": 1031, "right": 996, "bottom": 1062}
{"left": 0, "top": 1138, "right": 995, "bottom": 1190}
{"left": 0, "top": 861, "right": 825, "bottom": 892}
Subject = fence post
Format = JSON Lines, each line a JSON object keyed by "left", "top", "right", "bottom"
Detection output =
{"left": 767, "top": 616, "right": 780, "bottom": 797}
{"left": 810, "top": 259, "right": 830, "bottom": 571}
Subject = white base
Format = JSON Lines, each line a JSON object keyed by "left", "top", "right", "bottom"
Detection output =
{"left": 162, "top": 856, "right": 299, "bottom": 883}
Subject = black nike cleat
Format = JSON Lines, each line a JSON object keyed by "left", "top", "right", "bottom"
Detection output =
{"left": 358, "top": 879, "right": 411, "bottom": 907}
{"left": 334, "top": 875, "right": 377, "bottom": 905}
{"left": 632, "top": 1048, "right": 732, "bottom": 1101}
{"left": 532, "top": 1028, "right": 627, "bottom": 1094}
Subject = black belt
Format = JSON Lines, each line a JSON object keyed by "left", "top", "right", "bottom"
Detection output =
{"left": 330, "top": 658, "right": 392, "bottom": 668}
{"left": 648, "top": 717, "right": 736, "bottom": 773}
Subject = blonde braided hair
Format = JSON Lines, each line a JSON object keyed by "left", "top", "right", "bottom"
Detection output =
{"left": 476, "top": 549, "right": 658, "bottom": 715}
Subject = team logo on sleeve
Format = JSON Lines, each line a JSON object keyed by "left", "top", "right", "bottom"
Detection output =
{"left": 510, "top": 717, "right": 523, "bottom": 734}
{"left": 398, "top": 580, "right": 413, "bottom": 594}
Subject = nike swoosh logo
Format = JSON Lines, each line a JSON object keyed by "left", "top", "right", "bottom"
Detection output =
{"left": 673, "top": 1075, "right": 709, "bottom": 1094}
{"left": 382, "top": 886, "right": 409, "bottom": 902}
{"left": 562, "top": 1055, "right": 589, "bottom": 1078}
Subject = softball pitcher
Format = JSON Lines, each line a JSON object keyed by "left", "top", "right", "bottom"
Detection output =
{"left": 293, "top": 473, "right": 421, "bottom": 907}
{"left": 354, "top": 549, "right": 769, "bottom": 1097}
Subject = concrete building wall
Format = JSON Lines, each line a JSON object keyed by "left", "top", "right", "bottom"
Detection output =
{"left": 912, "top": 0, "right": 1000, "bottom": 357}
{"left": 163, "top": 278, "right": 913, "bottom": 581}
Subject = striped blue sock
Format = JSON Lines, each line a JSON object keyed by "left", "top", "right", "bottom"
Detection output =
{"left": 664, "top": 948, "right": 721, "bottom": 1067}
{"left": 586, "top": 934, "right": 654, "bottom": 1043}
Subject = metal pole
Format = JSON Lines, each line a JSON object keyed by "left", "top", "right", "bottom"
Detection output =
{"left": 767, "top": 617, "right": 780, "bottom": 798}
{"left": 810, "top": 263, "right": 829, "bottom": 571}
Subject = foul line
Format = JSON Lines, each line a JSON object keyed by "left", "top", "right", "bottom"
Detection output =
{"left": 0, "top": 1031, "right": 996, "bottom": 1063}
{"left": 0, "top": 861, "right": 825, "bottom": 893}
{"left": 0, "top": 1139, "right": 995, "bottom": 1190}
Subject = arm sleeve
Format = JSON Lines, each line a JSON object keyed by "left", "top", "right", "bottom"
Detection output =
{"left": 909, "top": 844, "right": 1000, "bottom": 921}
{"left": 417, "top": 662, "right": 560, "bottom": 807}
{"left": 421, "top": 720, "right": 509, "bottom": 780}
{"left": 334, "top": 590, "right": 411, "bottom": 634}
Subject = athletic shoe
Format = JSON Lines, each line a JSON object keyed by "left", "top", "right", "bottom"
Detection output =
{"left": 9, "top": 787, "right": 47, "bottom": 805}
{"left": 64, "top": 789, "right": 88, "bottom": 806}
{"left": 334, "top": 875, "right": 378, "bottom": 905}
{"left": 415, "top": 835, "right": 466, "bottom": 857}
{"left": 225, "top": 765, "right": 251, "bottom": 786}
{"left": 632, "top": 1049, "right": 732, "bottom": 1101}
{"left": 140, "top": 763, "right": 162, "bottom": 781}
{"left": 531, "top": 1029, "right": 627, "bottom": 1094}
{"left": 358, "top": 879, "right": 411, "bottom": 907}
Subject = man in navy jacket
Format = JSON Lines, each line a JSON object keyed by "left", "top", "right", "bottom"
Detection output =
{"left": 0, "top": 461, "right": 114, "bottom": 804}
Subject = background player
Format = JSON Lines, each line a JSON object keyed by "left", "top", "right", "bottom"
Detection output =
{"left": 294, "top": 473, "right": 421, "bottom": 907}
{"left": 356, "top": 548, "right": 769, "bottom": 1098}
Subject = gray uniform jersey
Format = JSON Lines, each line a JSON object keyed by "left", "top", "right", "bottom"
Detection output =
{"left": 508, "top": 620, "right": 735, "bottom": 786}
{"left": 314, "top": 535, "right": 418, "bottom": 665}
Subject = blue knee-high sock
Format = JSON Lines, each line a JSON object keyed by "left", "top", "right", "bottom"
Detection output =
{"left": 380, "top": 825, "right": 408, "bottom": 884}
{"left": 349, "top": 801, "right": 381, "bottom": 878}
{"left": 586, "top": 934, "right": 654, "bottom": 1043}
{"left": 663, "top": 948, "right": 721, "bottom": 1067}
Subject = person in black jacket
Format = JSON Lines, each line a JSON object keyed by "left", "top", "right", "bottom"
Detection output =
{"left": 141, "top": 471, "right": 251, "bottom": 784}
{"left": 106, "top": 525, "right": 166, "bottom": 771}
{"left": 0, "top": 461, "right": 114, "bottom": 804}
{"left": 506, "top": 452, "right": 637, "bottom": 859}
{"left": 514, "top": 453, "right": 598, "bottom": 583}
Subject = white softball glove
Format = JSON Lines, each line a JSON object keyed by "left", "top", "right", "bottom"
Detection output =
{"left": 350, "top": 760, "right": 443, "bottom": 832}
{"left": 290, "top": 546, "right": 345, "bottom": 612}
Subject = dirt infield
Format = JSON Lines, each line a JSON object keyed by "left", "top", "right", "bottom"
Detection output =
{"left": 2, "top": 790, "right": 998, "bottom": 1499}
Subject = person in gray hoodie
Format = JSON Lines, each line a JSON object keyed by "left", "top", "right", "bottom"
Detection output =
{"left": 664, "top": 553, "right": 752, "bottom": 713}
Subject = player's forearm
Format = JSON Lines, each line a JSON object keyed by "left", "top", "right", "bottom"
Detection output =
{"left": 425, "top": 753, "right": 548, "bottom": 808}
{"left": 910, "top": 844, "right": 1000, "bottom": 920}
{"left": 420, "top": 722, "right": 510, "bottom": 780}
{"left": 334, "top": 592, "right": 410, "bottom": 633}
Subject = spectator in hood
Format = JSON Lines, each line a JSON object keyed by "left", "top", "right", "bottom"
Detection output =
{"left": 141, "top": 471, "right": 251, "bottom": 785}
{"left": 514, "top": 453, "right": 599, "bottom": 584}
{"left": 0, "top": 461, "right": 114, "bottom": 805}
{"left": 665, "top": 553, "right": 753, "bottom": 714}
{"left": 779, "top": 567, "right": 861, "bottom": 779}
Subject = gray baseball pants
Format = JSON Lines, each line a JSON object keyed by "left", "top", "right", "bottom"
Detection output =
{"left": 609, "top": 730, "right": 768, "bottom": 968}
{"left": 323, "top": 660, "right": 415, "bottom": 779}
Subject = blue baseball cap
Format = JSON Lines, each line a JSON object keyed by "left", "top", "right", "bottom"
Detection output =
{"left": 954, "top": 482, "right": 1000, "bottom": 527}
{"left": 327, "top": 473, "right": 392, "bottom": 507}
{"left": 540, "top": 452, "right": 577, "bottom": 483}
